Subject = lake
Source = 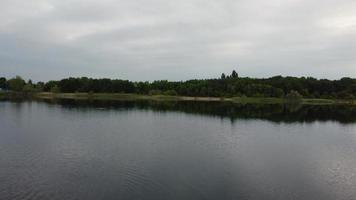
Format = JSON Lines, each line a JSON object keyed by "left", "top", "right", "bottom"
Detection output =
{"left": 1, "top": 100, "right": 356, "bottom": 200}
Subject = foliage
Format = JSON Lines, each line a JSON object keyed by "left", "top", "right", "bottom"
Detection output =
{"left": 23, "top": 84, "right": 36, "bottom": 93}
{"left": 8, "top": 76, "right": 25, "bottom": 91}
{"left": 221, "top": 73, "right": 226, "bottom": 79}
{"left": 44, "top": 81, "right": 58, "bottom": 92}
{"left": 231, "top": 70, "right": 238, "bottom": 78}
{"left": 2, "top": 70, "right": 356, "bottom": 99}
{"left": 163, "top": 90, "right": 178, "bottom": 96}
{"left": 50, "top": 85, "right": 60, "bottom": 93}
{"left": 0, "top": 77, "right": 7, "bottom": 90}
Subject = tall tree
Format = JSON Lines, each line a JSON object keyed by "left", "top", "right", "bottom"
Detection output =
{"left": 8, "top": 76, "right": 25, "bottom": 91}
{"left": 231, "top": 70, "right": 238, "bottom": 78}
{"left": 221, "top": 73, "right": 226, "bottom": 79}
{"left": 0, "top": 77, "right": 7, "bottom": 90}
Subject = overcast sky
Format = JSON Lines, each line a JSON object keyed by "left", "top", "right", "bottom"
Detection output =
{"left": 0, "top": 0, "right": 355, "bottom": 81}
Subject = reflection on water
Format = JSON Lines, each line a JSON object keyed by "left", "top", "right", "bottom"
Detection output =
{"left": 1, "top": 100, "right": 356, "bottom": 200}
{"left": 41, "top": 99, "right": 356, "bottom": 123}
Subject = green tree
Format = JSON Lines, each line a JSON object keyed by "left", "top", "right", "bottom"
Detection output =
{"left": 44, "top": 81, "right": 58, "bottom": 92}
{"left": 23, "top": 84, "right": 37, "bottom": 93}
{"left": 36, "top": 82, "right": 45, "bottom": 92}
{"left": 221, "top": 73, "right": 226, "bottom": 79}
{"left": 8, "top": 76, "right": 25, "bottom": 91}
{"left": 231, "top": 70, "right": 238, "bottom": 78}
{"left": 0, "top": 77, "right": 7, "bottom": 90}
{"left": 51, "top": 85, "right": 60, "bottom": 93}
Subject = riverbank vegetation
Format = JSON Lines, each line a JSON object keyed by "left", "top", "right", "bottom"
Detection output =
{"left": 1, "top": 70, "right": 356, "bottom": 104}
{"left": 30, "top": 92, "right": 353, "bottom": 105}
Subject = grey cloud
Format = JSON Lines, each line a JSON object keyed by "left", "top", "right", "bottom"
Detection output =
{"left": 0, "top": 0, "right": 355, "bottom": 81}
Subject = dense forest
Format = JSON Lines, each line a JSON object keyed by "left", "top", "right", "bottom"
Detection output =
{"left": 1, "top": 70, "right": 356, "bottom": 99}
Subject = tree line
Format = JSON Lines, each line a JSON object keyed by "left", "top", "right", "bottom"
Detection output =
{"left": 1, "top": 70, "right": 356, "bottom": 99}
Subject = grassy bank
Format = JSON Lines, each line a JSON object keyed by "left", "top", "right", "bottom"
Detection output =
{"left": 33, "top": 92, "right": 356, "bottom": 105}
{"left": 35, "top": 92, "right": 225, "bottom": 102}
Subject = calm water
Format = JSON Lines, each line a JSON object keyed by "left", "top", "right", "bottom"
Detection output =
{"left": 1, "top": 100, "right": 356, "bottom": 200}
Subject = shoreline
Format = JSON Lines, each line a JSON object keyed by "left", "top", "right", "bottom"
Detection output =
{"left": 31, "top": 92, "right": 356, "bottom": 105}
{"left": 1, "top": 91, "right": 355, "bottom": 105}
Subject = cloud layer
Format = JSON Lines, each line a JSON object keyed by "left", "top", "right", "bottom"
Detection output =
{"left": 0, "top": 0, "right": 356, "bottom": 81}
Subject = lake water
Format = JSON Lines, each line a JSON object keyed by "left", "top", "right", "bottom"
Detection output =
{"left": 1, "top": 100, "right": 356, "bottom": 200}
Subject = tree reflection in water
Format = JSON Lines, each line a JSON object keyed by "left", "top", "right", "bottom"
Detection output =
{"left": 35, "top": 99, "right": 356, "bottom": 124}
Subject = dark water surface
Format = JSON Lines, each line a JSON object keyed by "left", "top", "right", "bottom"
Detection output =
{"left": 1, "top": 100, "right": 356, "bottom": 200}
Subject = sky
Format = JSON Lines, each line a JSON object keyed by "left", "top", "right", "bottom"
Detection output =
{"left": 0, "top": 0, "right": 355, "bottom": 81}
